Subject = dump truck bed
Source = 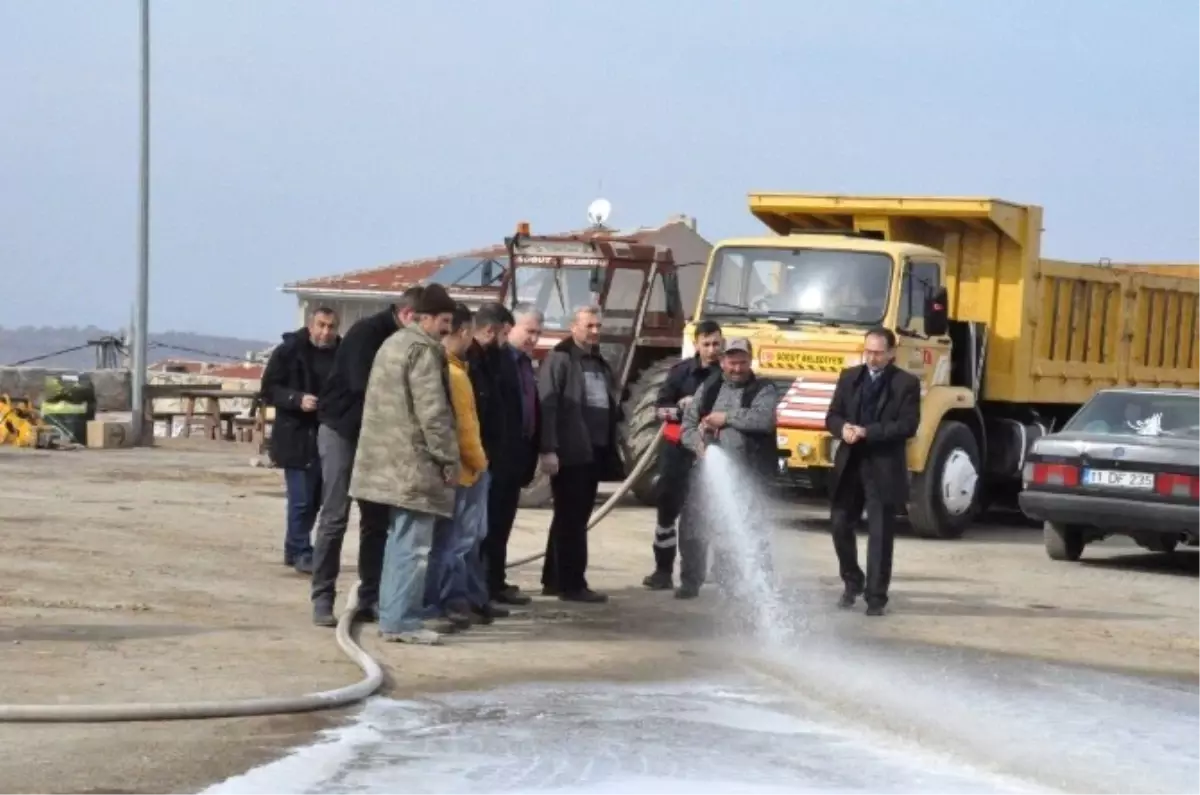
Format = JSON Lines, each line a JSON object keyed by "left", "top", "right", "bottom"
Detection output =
{"left": 747, "top": 193, "right": 1199, "bottom": 404}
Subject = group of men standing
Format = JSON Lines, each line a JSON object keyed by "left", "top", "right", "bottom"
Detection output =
{"left": 261, "top": 286, "right": 622, "bottom": 644}
{"left": 644, "top": 322, "right": 920, "bottom": 616}
{"left": 263, "top": 286, "right": 921, "bottom": 636}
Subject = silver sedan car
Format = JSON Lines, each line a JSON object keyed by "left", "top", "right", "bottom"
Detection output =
{"left": 1018, "top": 387, "right": 1199, "bottom": 561}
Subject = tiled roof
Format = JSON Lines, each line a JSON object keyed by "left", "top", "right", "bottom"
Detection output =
{"left": 206, "top": 362, "right": 265, "bottom": 380}
{"left": 284, "top": 217, "right": 701, "bottom": 296}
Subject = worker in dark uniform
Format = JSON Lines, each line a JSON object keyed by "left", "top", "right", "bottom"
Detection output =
{"left": 643, "top": 320, "right": 724, "bottom": 590}
{"left": 824, "top": 327, "right": 921, "bottom": 617}
{"left": 676, "top": 338, "right": 780, "bottom": 599}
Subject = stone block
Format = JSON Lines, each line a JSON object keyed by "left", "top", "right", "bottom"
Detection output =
{"left": 86, "top": 419, "right": 135, "bottom": 449}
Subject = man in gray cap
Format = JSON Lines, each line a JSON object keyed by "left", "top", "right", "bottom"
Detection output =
{"left": 677, "top": 337, "right": 781, "bottom": 599}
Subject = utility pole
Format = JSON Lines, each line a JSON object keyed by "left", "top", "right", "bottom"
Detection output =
{"left": 131, "top": 0, "right": 151, "bottom": 444}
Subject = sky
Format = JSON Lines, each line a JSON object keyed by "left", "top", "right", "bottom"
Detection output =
{"left": 1, "top": 0, "right": 1197, "bottom": 340}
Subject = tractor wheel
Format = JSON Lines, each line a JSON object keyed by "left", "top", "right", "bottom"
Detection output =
{"left": 621, "top": 357, "right": 679, "bottom": 506}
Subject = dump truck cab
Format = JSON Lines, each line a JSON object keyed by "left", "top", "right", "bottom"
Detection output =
{"left": 697, "top": 232, "right": 953, "bottom": 477}
{"left": 696, "top": 194, "right": 1032, "bottom": 542}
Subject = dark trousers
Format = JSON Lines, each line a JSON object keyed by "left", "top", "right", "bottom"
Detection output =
{"left": 283, "top": 463, "right": 322, "bottom": 563}
{"left": 484, "top": 475, "right": 523, "bottom": 597}
{"left": 653, "top": 442, "right": 692, "bottom": 573}
{"left": 542, "top": 450, "right": 605, "bottom": 593}
{"left": 829, "top": 462, "right": 895, "bottom": 607}
{"left": 311, "top": 425, "right": 388, "bottom": 608}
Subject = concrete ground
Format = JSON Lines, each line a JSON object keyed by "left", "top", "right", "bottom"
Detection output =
{"left": 0, "top": 443, "right": 1195, "bottom": 794}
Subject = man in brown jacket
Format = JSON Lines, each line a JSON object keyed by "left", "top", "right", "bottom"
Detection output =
{"left": 350, "top": 283, "right": 460, "bottom": 645}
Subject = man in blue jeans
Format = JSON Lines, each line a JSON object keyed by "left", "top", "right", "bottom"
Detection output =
{"left": 260, "top": 307, "right": 340, "bottom": 574}
{"left": 350, "top": 284, "right": 460, "bottom": 645}
{"left": 425, "top": 304, "right": 492, "bottom": 628}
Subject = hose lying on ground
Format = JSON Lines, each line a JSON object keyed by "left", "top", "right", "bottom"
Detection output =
{"left": 0, "top": 427, "right": 664, "bottom": 723}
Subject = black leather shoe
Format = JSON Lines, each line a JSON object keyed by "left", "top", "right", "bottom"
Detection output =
{"left": 865, "top": 604, "right": 886, "bottom": 617}
{"left": 312, "top": 601, "right": 336, "bottom": 628}
{"left": 560, "top": 588, "right": 609, "bottom": 604}
{"left": 495, "top": 587, "right": 532, "bottom": 606}
{"left": 674, "top": 583, "right": 700, "bottom": 600}
{"left": 837, "top": 585, "right": 863, "bottom": 609}
{"left": 470, "top": 603, "right": 496, "bottom": 625}
{"left": 643, "top": 571, "right": 674, "bottom": 591}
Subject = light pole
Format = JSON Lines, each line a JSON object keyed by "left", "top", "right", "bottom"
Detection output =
{"left": 131, "top": 0, "right": 151, "bottom": 444}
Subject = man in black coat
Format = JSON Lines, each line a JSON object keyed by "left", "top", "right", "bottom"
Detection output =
{"left": 309, "top": 286, "right": 424, "bottom": 627}
{"left": 824, "top": 327, "right": 921, "bottom": 616}
{"left": 261, "top": 307, "right": 341, "bottom": 575}
{"left": 537, "top": 305, "right": 622, "bottom": 604}
{"left": 474, "top": 303, "right": 542, "bottom": 609}
{"left": 643, "top": 319, "right": 724, "bottom": 591}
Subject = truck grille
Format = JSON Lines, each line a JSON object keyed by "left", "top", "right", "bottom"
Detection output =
{"left": 775, "top": 375, "right": 837, "bottom": 429}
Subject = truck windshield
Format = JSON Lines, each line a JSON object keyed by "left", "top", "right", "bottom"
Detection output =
{"left": 510, "top": 267, "right": 595, "bottom": 330}
{"left": 1065, "top": 391, "right": 1200, "bottom": 438}
{"left": 703, "top": 246, "right": 893, "bottom": 325}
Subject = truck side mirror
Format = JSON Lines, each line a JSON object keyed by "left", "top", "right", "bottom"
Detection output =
{"left": 589, "top": 266, "right": 604, "bottom": 293}
{"left": 924, "top": 286, "right": 949, "bottom": 337}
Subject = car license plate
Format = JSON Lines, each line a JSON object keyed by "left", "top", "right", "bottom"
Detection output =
{"left": 1082, "top": 468, "right": 1154, "bottom": 490}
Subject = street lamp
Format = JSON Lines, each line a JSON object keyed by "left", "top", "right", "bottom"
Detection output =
{"left": 131, "top": 0, "right": 151, "bottom": 444}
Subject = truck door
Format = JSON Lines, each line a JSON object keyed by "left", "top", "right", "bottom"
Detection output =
{"left": 897, "top": 259, "right": 952, "bottom": 390}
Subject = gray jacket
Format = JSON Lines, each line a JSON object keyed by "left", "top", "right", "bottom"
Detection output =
{"left": 681, "top": 374, "right": 779, "bottom": 464}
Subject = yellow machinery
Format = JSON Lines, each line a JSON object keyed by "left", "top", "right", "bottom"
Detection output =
{"left": 0, "top": 395, "right": 59, "bottom": 448}
{"left": 688, "top": 193, "right": 1199, "bottom": 539}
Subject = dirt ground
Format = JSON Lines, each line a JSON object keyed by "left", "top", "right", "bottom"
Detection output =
{"left": 0, "top": 443, "right": 1195, "bottom": 794}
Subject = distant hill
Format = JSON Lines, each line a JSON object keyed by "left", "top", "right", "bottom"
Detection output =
{"left": 0, "top": 326, "right": 272, "bottom": 370}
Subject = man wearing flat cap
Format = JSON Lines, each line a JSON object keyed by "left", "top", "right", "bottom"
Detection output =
{"left": 677, "top": 337, "right": 780, "bottom": 599}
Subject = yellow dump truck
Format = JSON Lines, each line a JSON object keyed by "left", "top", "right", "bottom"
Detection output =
{"left": 687, "top": 193, "right": 1199, "bottom": 538}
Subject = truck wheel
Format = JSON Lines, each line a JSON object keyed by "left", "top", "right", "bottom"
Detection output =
{"left": 1044, "top": 521, "right": 1085, "bottom": 561}
{"left": 908, "top": 421, "right": 982, "bottom": 539}
{"left": 621, "top": 357, "right": 679, "bottom": 506}
{"left": 518, "top": 469, "right": 553, "bottom": 509}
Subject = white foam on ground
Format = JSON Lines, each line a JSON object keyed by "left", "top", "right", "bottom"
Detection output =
{"left": 205, "top": 453, "right": 1198, "bottom": 794}
{"left": 205, "top": 680, "right": 1053, "bottom": 794}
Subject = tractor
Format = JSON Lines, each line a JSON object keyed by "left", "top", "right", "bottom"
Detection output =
{"left": 497, "top": 223, "right": 701, "bottom": 507}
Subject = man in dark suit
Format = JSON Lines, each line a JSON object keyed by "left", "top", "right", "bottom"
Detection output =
{"left": 824, "top": 327, "right": 921, "bottom": 617}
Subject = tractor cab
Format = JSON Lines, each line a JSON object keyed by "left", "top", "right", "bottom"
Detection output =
{"left": 502, "top": 223, "right": 687, "bottom": 385}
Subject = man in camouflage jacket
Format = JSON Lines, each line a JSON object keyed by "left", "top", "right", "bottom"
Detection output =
{"left": 350, "top": 283, "right": 461, "bottom": 645}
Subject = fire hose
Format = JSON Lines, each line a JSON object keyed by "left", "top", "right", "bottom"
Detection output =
{"left": 0, "top": 427, "right": 664, "bottom": 723}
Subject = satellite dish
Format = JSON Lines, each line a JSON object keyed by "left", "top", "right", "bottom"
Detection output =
{"left": 587, "top": 198, "right": 612, "bottom": 227}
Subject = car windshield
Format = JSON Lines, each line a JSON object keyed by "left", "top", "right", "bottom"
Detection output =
{"left": 509, "top": 267, "right": 595, "bottom": 330}
{"left": 1064, "top": 391, "right": 1200, "bottom": 438}
{"left": 703, "top": 246, "right": 893, "bottom": 325}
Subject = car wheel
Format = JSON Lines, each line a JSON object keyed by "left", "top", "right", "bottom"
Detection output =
{"left": 1138, "top": 536, "right": 1179, "bottom": 554}
{"left": 908, "top": 421, "right": 982, "bottom": 539}
{"left": 1044, "top": 521, "right": 1085, "bottom": 561}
